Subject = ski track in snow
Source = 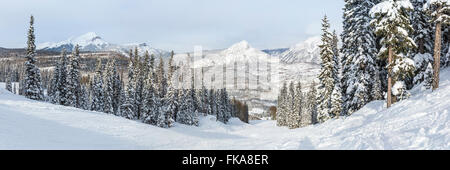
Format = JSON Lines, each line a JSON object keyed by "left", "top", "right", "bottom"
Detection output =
{"left": 0, "top": 68, "right": 449, "bottom": 150}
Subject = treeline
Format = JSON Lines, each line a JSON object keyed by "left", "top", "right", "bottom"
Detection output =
{"left": 277, "top": 0, "right": 450, "bottom": 128}
{"left": 14, "top": 15, "right": 249, "bottom": 128}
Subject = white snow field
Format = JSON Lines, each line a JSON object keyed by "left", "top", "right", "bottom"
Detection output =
{"left": 1, "top": 68, "right": 449, "bottom": 150}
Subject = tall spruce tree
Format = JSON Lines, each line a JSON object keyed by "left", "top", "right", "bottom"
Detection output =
{"left": 67, "top": 45, "right": 82, "bottom": 108}
{"left": 103, "top": 59, "right": 115, "bottom": 114}
{"left": 308, "top": 81, "right": 318, "bottom": 124}
{"left": 123, "top": 51, "right": 137, "bottom": 119}
{"left": 90, "top": 59, "right": 104, "bottom": 112}
{"left": 424, "top": 0, "right": 450, "bottom": 90}
{"left": 341, "top": 0, "right": 379, "bottom": 115}
{"left": 292, "top": 82, "right": 303, "bottom": 128}
{"left": 6, "top": 74, "right": 12, "bottom": 92}
{"left": 370, "top": 0, "right": 416, "bottom": 107}
{"left": 330, "top": 83, "right": 343, "bottom": 118}
{"left": 286, "top": 81, "right": 297, "bottom": 128}
{"left": 49, "top": 57, "right": 62, "bottom": 104}
{"left": 24, "top": 15, "right": 44, "bottom": 101}
{"left": 276, "top": 82, "right": 288, "bottom": 126}
{"left": 58, "top": 49, "right": 70, "bottom": 106}
{"left": 411, "top": 0, "right": 434, "bottom": 87}
{"left": 317, "top": 15, "right": 335, "bottom": 123}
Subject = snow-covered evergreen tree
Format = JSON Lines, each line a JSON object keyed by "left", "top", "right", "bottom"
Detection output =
{"left": 156, "top": 56, "right": 167, "bottom": 98}
{"left": 176, "top": 89, "right": 199, "bottom": 126}
{"left": 49, "top": 58, "right": 61, "bottom": 104}
{"left": 392, "top": 81, "right": 410, "bottom": 100}
{"left": 159, "top": 86, "right": 176, "bottom": 128}
{"left": 112, "top": 61, "right": 122, "bottom": 115}
{"left": 423, "top": 62, "right": 434, "bottom": 89}
{"left": 124, "top": 53, "right": 137, "bottom": 119}
{"left": 371, "top": 69, "right": 384, "bottom": 100}
{"left": 79, "top": 85, "right": 89, "bottom": 110}
{"left": 103, "top": 60, "right": 115, "bottom": 114}
{"left": 330, "top": 83, "right": 343, "bottom": 118}
{"left": 142, "top": 81, "right": 159, "bottom": 125}
{"left": 341, "top": 0, "right": 379, "bottom": 115}
{"left": 291, "top": 82, "right": 303, "bottom": 128}
{"left": 24, "top": 15, "right": 44, "bottom": 101}
{"left": 120, "top": 88, "right": 134, "bottom": 119}
{"left": 217, "top": 88, "right": 232, "bottom": 124}
{"left": 317, "top": 15, "right": 335, "bottom": 123}
{"left": 208, "top": 89, "right": 217, "bottom": 116}
{"left": 306, "top": 81, "right": 318, "bottom": 124}
{"left": 424, "top": 0, "right": 450, "bottom": 90}
{"left": 370, "top": 0, "right": 416, "bottom": 107}
{"left": 276, "top": 82, "right": 288, "bottom": 126}
{"left": 67, "top": 45, "right": 82, "bottom": 108}
{"left": 134, "top": 49, "right": 145, "bottom": 120}
{"left": 411, "top": 0, "right": 434, "bottom": 86}
{"left": 6, "top": 74, "right": 12, "bottom": 92}
{"left": 90, "top": 59, "right": 104, "bottom": 112}
{"left": 58, "top": 49, "right": 70, "bottom": 106}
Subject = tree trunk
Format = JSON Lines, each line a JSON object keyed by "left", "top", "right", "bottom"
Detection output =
{"left": 387, "top": 46, "right": 393, "bottom": 108}
{"left": 433, "top": 19, "right": 442, "bottom": 91}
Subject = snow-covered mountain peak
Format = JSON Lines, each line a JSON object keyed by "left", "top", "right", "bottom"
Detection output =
{"left": 71, "top": 32, "right": 106, "bottom": 46}
{"left": 279, "top": 36, "right": 322, "bottom": 64}
{"left": 37, "top": 32, "right": 169, "bottom": 57}
{"left": 37, "top": 32, "right": 109, "bottom": 52}
{"left": 222, "top": 40, "right": 267, "bottom": 57}
{"left": 227, "top": 40, "right": 251, "bottom": 50}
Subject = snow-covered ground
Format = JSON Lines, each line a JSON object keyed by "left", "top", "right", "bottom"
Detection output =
{"left": 1, "top": 68, "right": 449, "bottom": 150}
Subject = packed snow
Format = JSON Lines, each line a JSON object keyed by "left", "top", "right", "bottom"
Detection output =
{"left": 1, "top": 68, "right": 449, "bottom": 149}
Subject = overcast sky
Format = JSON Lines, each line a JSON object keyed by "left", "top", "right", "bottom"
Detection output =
{"left": 0, "top": 0, "right": 344, "bottom": 52}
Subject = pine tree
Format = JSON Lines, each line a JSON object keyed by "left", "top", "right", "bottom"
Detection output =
{"left": 67, "top": 45, "right": 82, "bottom": 108}
{"left": 370, "top": 0, "right": 416, "bottom": 107}
{"left": 167, "top": 51, "right": 175, "bottom": 85}
{"left": 411, "top": 0, "right": 434, "bottom": 86}
{"left": 341, "top": 0, "right": 379, "bottom": 115}
{"left": 79, "top": 85, "right": 90, "bottom": 110}
{"left": 6, "top": 74, "right": 12, "bottom": 92}
{"left": 142, "top": 81, "right": 159, "bottom": 125}
{"left": 159, "top": 86, "right": 176, "bottom": 128}
{"left": 103, "top": 59, "right": 115, "bottom": 114}
{"left": 58, "top": 49, "right": 70, "bottom": 106}
{"left": 124, "top": 53, "right": 137, "bottom": 119}
{"left": 134, "top": 48, "right": 145, "bottom": 120}
{"left": 13, "top": 83, "right": 17, "bottom": 94}
{"left": 317, "top": 15, "right": 335, "bottom": 123}
{"left": 424, "top": 0, "right": 450, "bottom": 90}
{"left": 217, "top": 88, "right": 232, "bottom": 124}
{"left": 176, "top": 89, "right": 199, "bottom": 126}
{"left": 307, "top": 81, "right": 318, "bottom": 124}
{"left": 49, "top": 58, "right": 62, "bottom": 104}
{"left": 112, "top": 61, "right": 122, "bottom": 115}
{"left": 276, "top": 82, "right": 288, "bottom": 126}
{"left": 120, "top": 88, "right": 135, "bottom": 119}
{"left": 286, "top": 82, "right": 297, "bottom": 129}
{"left": 330, "top": 83, "right": 343, "bottom": 119}
{"left": 292, "top": 82, "right": 303, "bottom": 128}
{"left": 156, "top": 56, "right": 167, "bottom": 98}
{"left": 423, "top": 62, "right": 434, "bottom": 89}
{"left": 24, "top": 15, "right": 44, "bottom": 101}
{"left": 371, "top": 69, "right": 384, "bottom": 100}
{"left": 208, "top": 89, "right": 217, "bottom": 116}
{"left": 90, "top": 59, "right": 104, "bottom": 112}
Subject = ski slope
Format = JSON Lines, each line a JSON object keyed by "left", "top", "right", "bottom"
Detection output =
{"left": 0, "top": 68, "right": 449, "bottom": 149}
